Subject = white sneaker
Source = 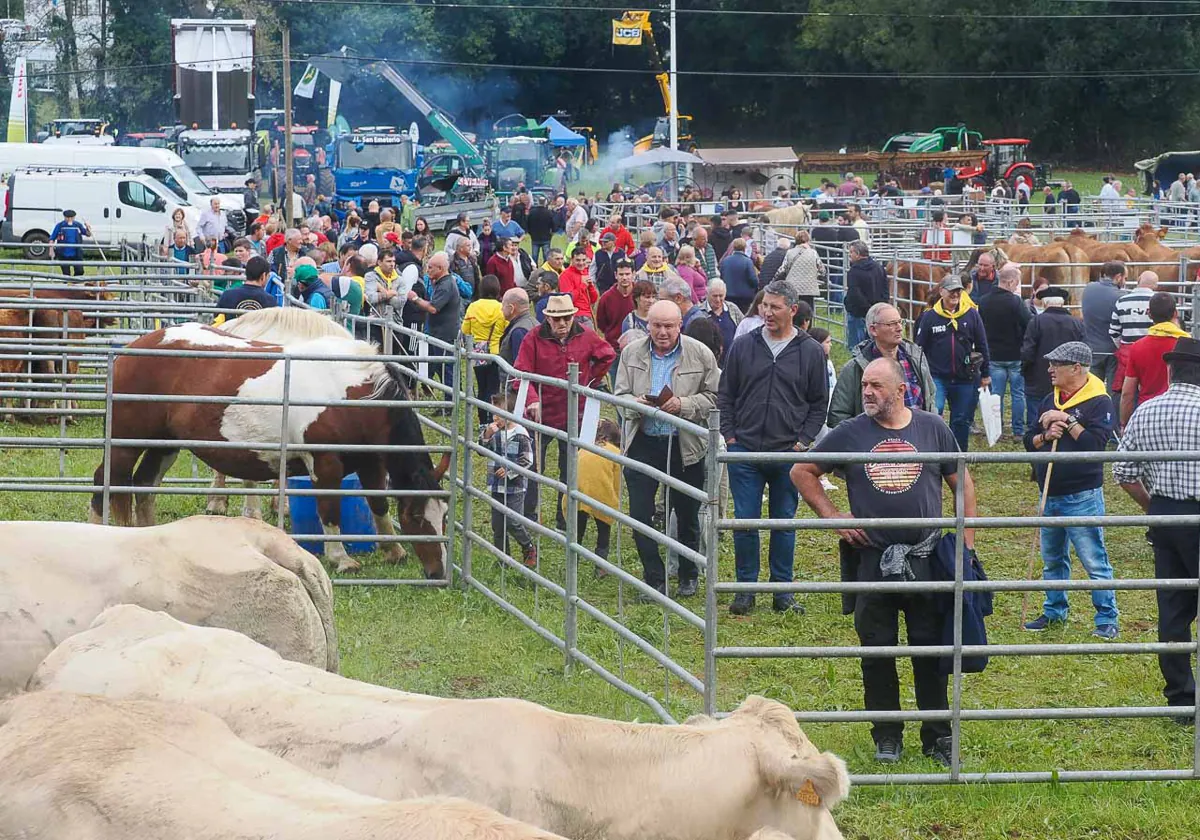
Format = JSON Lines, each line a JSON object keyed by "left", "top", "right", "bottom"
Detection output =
{"left": 820, "top": 476, "right": 839, "bottom": 492}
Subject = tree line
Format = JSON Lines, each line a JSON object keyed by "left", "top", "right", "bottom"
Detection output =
{"left": 6, "top": 0, "right": 1199, "bottom": 167}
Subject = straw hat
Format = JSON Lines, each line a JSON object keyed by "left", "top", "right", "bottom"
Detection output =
{"left": 542, "top": 295, "right": 578, "bottom": 318}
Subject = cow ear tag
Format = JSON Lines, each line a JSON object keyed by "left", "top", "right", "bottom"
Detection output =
{"left": 795, "top": 779, "right": 820, "bottom": 806}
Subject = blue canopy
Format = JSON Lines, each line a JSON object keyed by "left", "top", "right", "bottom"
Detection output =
{"left": 540, "top": 116, "right": 585, "bottom": 147}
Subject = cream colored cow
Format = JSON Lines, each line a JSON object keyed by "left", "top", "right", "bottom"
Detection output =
{"left": 0, "top": 516, "right": 336, "bottom": 695}
{"left": 0, "top": 692, "right": 568, "bottom": 840}
{"left": 33, "top": 606, "right": 850, "bottom": 840}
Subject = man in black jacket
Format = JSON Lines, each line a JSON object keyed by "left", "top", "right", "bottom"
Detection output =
{"left": 844, "top": 241, "right": 889, "bottom": 349}
{"left": 979, "top": 265, "right": 1032, "bottom": 437}
{"left": 527, "top": 197, "right": 556, "bottom": 266}
{"left": 1021, "top": 286, "right": 1085, "bottom": 433}
{"left": 718, "top": 280, "right": 829, "bottom": 616}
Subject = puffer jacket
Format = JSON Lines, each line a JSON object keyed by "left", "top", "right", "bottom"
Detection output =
{"left": 774, "top": 244, "right": 823, "bottom": 297}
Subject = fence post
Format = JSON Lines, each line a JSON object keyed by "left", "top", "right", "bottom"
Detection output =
{"left": 100, "top": 347, "right": 115, "bottom": 525}
{"left": 456, "top": 337, "right": 472, "bottom": 588}
{"left": 950, "top": 453, "right": 967, "bottom": 781}
{"left": 563, "top": 362, "right": 581, "bottom": 674}
{"left": 702, "top": 408, "right": 721, "bottom": 716}
{"left": 276, "top": 356, "right": 292, "bottom": 523}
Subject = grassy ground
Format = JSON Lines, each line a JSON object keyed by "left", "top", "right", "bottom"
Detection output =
{"left": 3, "top": 365, "right": 1197, "bottom": 840}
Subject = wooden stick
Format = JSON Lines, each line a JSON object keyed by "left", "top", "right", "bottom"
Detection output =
{"left": 1020, "top": 436, "right": 1059, "bottom": 626}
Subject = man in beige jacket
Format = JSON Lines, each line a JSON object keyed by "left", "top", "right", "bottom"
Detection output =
{"left": 614, "top": 300, "right": 720, "bottom": 598}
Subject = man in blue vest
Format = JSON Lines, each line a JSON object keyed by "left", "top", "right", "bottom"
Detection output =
{"left": 49, "top": 209, "right": 91, "bottom": 278}
{"left": 293, "top": 263, "right": 332, "bottom": 311}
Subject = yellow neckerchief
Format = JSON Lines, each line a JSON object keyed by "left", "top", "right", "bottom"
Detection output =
{"left": 642, "top": 263, "right": 667, "bottom": 274}
{"left": 1147, "top": 321, "right": 1189, "bottom": 339}
{"left": 350, "top": 274, "right": 366, "bottom": 290}
{"left": 375, "top": 267, "right": 398, "bottom": 283}
{"left": 1054, "top": 372, "right": 1108, "bottom": 410}
{"left": 932, "top": 291, "right": 976, "bottom": 328}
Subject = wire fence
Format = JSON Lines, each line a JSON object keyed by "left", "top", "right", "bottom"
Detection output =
{"left": 0, "top": 254, "right": 1198, "bottom": 787}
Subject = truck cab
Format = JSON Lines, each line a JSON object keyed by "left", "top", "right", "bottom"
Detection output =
{"left": 176, "top": 128, "right": 256, "bottom": 193}
{"left": 331, "top": 128, "right": 419, "bottom": 212}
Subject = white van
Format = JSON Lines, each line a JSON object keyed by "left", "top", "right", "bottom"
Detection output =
{"left": 0, "top": 142, "right": 244, "bottom": 225}
{"left": 4, "top": 166, "right": 200, "bottom": 256}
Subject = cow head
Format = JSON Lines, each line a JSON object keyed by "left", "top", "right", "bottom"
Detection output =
{"left": 397, "top": 453, "right": 450, "bottom": 579}
{"left": 720, "top": 696, "right": 851, "bottom": 837}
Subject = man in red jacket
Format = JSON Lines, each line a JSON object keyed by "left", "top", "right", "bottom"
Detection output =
{"left": 600, "top": 213, "right": 636, "bottom": 257}
{"left": 594, "top": 259, "right": 636, "bottom": 383}
{"left": 515, "top": 294, "right": 617, "bottom": 529}
{"left": 557, "top": 247, "right": 600, "bottom": 325}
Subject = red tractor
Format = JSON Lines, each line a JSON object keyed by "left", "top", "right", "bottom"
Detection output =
{"left": 956, "top": 138, "right": 1051, "bottom": 190}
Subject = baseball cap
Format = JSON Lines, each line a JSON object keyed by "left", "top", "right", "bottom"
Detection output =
{"left": 601, "top": 232, "right": 617, "bottom": 243}
{"left": 294, "top": 264, "right": 319, "bottom": 285}
{"left": 940, "top": 276, "right": 964, "bottom": 292}
{"left": 1044, "top": 341, "right": 1092, "bottom": 367}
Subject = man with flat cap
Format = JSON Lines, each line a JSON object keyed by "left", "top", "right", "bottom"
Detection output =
{"left": 49, "top": 209, "right": 91, "bottom": 277}
{"left": 1114, "top": 336, "right": 1200, "bottom": 722}
{"left": 1021, "top": 285, "right": 1085, "bottom": 434}
{"left": 1023, "top": 341, "right": 1119, "bottom": 639}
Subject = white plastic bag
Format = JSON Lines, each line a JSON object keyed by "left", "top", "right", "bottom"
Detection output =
{"left": 978, "top": 386, "right": 1002, "bottom": 447}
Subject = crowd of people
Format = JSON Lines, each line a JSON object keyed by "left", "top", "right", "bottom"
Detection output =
{"left": 191, "top": 182, "right": 1199, "bottom": 769}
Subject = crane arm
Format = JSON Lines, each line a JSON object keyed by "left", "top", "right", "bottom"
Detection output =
{"left": 366, "top": 61, "right": 486, "bottom": 169}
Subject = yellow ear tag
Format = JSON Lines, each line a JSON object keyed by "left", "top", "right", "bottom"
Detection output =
{"left": 795, "top": 779, "right": 821, "bottom": 807}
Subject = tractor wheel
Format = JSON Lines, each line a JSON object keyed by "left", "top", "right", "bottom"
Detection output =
{"left": 319, "top": 168, "right": 336, "bottom": 198}
{"left": 1009, "top": 164, "right": 1036, "bottom": 189}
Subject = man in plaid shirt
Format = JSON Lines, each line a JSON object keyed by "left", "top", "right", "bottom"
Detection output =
{"left": 1114, "top": 336, "right": 1200, "bottom": 722}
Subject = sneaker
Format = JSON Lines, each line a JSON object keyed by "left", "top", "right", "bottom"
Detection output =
{"left": 923, "top": 736, "right": 953, "bottom": 768}
{"left": 819, "top": 476, "right": 839, "bottom": 492}
{"left": 1023, "top": 614, "right": 1062, "bottom": 632}
{"left": 729, "top": 593, "right": 755, "bottom": 616}
{"left": 636, "top": 584, "right": 667, "bottom": 604}
{"left": 1092, "top": 624, "right": 1119, "bottom": 640}
{"left": 521, "top": 543, "right": 538, "bottom": 569}
{"left": 772, "top": 595, "right": 806, "bottom": 615}
{"left": 677, "top": 579, "right": 698, "bottom": 598}
{"left": 874, "top": 736, "right": 902, "bottom": 764}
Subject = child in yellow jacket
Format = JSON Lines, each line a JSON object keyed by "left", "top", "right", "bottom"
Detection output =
{"left": 565, "top": 419, "right": 622, "bottom": 572}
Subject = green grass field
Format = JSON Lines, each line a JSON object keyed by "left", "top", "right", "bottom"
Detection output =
{"left": 2, "top": 369, "right": 1197, "bottom": 840}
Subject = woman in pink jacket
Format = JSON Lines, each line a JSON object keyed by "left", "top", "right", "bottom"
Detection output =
{"left": 675, "top": 245, "right": 710, "bottom": 304}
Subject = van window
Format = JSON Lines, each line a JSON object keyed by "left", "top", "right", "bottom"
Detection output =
{"left": 119, "top": 180, "right": 166, "bottom": 213}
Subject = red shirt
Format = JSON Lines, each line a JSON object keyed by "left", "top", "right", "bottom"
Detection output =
{"left": 486, "top": 252, "right": 517, "bottom": 293}
{"left": 600, "top": 225, "right": 635, "bottom": 256}
{"left": 1125, "top": 333, "right": 1179, "bottom": 404}
{"left": 593, "top": 285, "right": 635, "bottom": 352}
{"left": 265, "top": 232, "right": 285, "bottom": 254}
{"left": 557, "top": 266, "right": 599, "bottom": 319}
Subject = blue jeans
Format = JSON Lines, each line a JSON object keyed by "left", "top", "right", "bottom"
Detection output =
{"left": 1040, "top": 488, "right": 1118, "bottom": 627}
{"left": 1024, "top": 390, "right": 1045, "bottom": 432}
{"left": 727, "top": 444, "right": 798, "bottom": 583}
{"left": 845, "top": 314, "right": 866, "bottom": 348}
{"left": 532, "top": 240, "right": 552, "bottom": 265}
{"left": 989, "top": 360, "right": 1026, "bottom": 436}
{"left": 932, "top": 376, "right": 978, "bottom": 451}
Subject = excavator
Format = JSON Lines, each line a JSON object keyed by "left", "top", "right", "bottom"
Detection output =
{"left": 618, "top": 12, "right": 696, "bottom": 154}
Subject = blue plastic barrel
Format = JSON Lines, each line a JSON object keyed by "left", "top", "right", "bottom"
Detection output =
{"left": 286, "top": 472, "right": 378, "bottom": 556}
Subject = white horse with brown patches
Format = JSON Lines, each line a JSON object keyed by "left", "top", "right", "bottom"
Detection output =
{"left": 90, "top": 319, "right": 448, "bottom": 576}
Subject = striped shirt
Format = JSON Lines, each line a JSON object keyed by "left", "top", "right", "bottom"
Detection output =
{"left": 1113, "top": 382, "right": 1200, "bottom": 499}
{"left": 1108, "top": 287, "right": 1155, "bottom": 346}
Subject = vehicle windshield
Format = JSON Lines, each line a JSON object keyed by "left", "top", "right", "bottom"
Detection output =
{"left": 145, "top": 165, "right": 210, "bottom": 201}
{"left": 138, "top": 138, "right": 168, "bottom": 149}
{"left": 496, "top": 141, "right": 540, "bottom": 165}
{"left": 336, "top": 137, "right": 414, "bottom": 170}
{"left": 180, "top": 142, "right": 252, "bottom": 175}
{"left": 293, "top": 134, "right": 314, "bottom": 149}
{"left": 54, "top": 120, "right": 102, "bottom": 136}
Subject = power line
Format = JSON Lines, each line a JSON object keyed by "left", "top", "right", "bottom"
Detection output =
{"left": 5, "top": 49, "right": 1198, "bottom": 83}
{"left": 270, "top": 0, "right": 1200, "bottom": 17}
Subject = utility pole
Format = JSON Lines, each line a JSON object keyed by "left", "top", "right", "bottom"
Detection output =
{"left": 282, "top": 26, "right": 294, "bottom": 226}
{"left": 668, "top": 0, "right": 678, "bottom": 153}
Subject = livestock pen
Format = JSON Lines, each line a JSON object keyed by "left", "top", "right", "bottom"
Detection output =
{"left": 0, "top": 255, "right": 1196, "bottom": 839}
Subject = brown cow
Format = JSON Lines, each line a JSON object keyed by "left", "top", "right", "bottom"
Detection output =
{"left": 888, "top": 259, "right": 948, "bottom": 324}
{"left": 994, "top": 241, "right": 1073, "bottom": 290}
{"left": 1133, "top": 224, "right": 1186, "bottom": 286}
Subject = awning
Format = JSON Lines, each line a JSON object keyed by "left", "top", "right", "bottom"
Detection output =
{"left": 696, "top": 147, "right": 798, "bottom": 167}
{"left": 540, "top": 116, "right": 585, "bottom": 147}
{"left": 615, "top": 146, "right": 706, "bottom": 169}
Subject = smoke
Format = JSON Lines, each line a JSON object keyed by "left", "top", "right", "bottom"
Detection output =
{"left": 589, "top": 127, "right": 635, "bottom": 185}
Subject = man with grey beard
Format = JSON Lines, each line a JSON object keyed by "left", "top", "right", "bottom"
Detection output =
{"left": 791, "top": 357, "right": 977, "bottom": 769}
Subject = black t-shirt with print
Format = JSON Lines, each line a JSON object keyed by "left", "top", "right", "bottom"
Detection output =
{"left": 216, "top": 283, "right": 278, "bottom": 316}
{"left": 813, "top": 409, "right": 959, "bottom": 548}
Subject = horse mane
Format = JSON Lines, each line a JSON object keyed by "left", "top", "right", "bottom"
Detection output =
{"left": 219, "top": 307, "right": 352, "bottom": 344}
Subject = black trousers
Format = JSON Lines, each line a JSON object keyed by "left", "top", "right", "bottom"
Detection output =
{"left": 474, "top": 362, "right": 499, "bottom": 425}
{"left": 852, "top": 547, "right": 950, "bottom": 749}
{"left": 525, "top": 434, "right": 567, "bottom": 528}
{"left": 577, "top": 511, "right": 611, "bottom": 559}
{"left": 623, "top": 432, "right": 702, "bottom": 590}
{"left": 1148, "top": 496, "right": 1200, "bottom": 708}
{"left": 60, "top": 261, "right": 85, "bottom": 277}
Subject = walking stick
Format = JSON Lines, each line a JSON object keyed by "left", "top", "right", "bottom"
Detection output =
{"left": 1020, "top": 436, "right": 1059, "bottom": 626}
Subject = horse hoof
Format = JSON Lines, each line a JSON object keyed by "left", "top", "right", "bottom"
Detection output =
{"left": 384, "top": 545, "right": 408, "bottom": 565}
{"left": 336, "top": 558, "right": 362, "bottom": 574}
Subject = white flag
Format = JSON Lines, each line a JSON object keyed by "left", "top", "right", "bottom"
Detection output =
{"left": 293, "top": 63, "right": 319, "bottom": 99}
{"left": 7, "top": 57, "right": 27, "bottom": 143}
{"left": 326, "top": 79, "right": 342, "bottom": 129}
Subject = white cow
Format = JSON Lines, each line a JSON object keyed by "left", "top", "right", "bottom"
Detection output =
{"left": 0, "top": 692, "right": 568, "bottom": 840}
{"left": 0, "top": 516, "right": 336, "bottom": 695}
{"left": 33, "top": 606, "right": 850, "bottom": 840}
